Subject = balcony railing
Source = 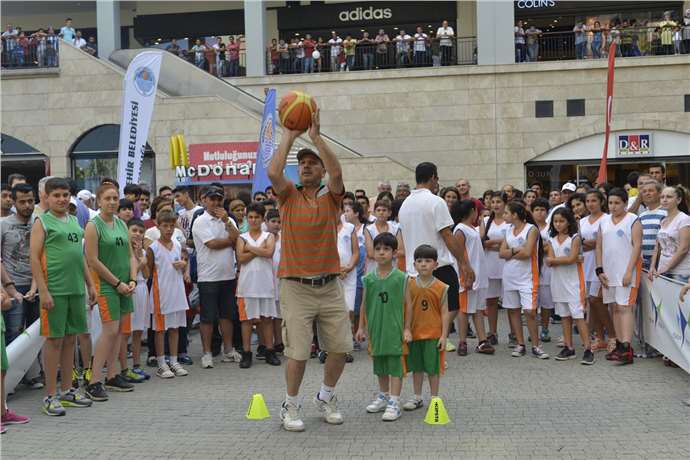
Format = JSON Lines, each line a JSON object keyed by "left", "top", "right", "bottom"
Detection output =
{"left": 1, "top": 36, "right": 60, "bottom": 69}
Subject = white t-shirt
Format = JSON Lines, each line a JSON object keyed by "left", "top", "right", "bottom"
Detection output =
{"left": 436, "top": 27, "right": 454, "bottom": 46}
{"left": 398, "top": 188, "right": 454, "bottom": 275}
{"left": 483, "top": 216, "right": 509, "bottom": 280}
{"left": 328, "top": 37, "right": 342, "bottom": 56}
{"left": 192, "top": 211, "right": 238, "bottom": 282}
{"left": 144, "top": 226, "right": 186, "bottom": 248}
{"left": 414, "top": 33, "right": 428, "bottom": 52}
{"left": 548, "top": 234, "right": 586, "bottom": 303}
{"left": 177, "top": 205, "right": 203, "bottom": 240}
{"left": 503, "top": 223, "right": 539, "bottom": 291}
{"left": 237, "top": 231, "right": 274, "bottom": 298}
{"left": 657, "top": 212, "right": 690, "bottom": 275}
{"left": 454, "top": 223, "right": 486, "bottom": 291}
{"left": 73, "top": 37, "right": 86, "bottom": 49}
{"left": 600, "top": 213, "right": 640, "bottom": 286}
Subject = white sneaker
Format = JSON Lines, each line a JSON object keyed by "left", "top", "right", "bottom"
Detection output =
{"left": 382, "top": 401, "right": 401, "bottom": 421}
{"left": 313, "top": 394, "right": 344, "bottom": 425}
{"left": 201, "top": 355, "right": 214, "bottom": 369}
{"left": 221, "top": 349, "right": 242, "bottom": 363}
{"left": 170, "top": 362, "right": 188, "bottom": 376}
{"left": 366, "top": 393, "right": 388, "bottom": 413}
{"left": 156, "top": 364, "right": 174, "bottom": 379}
{"left": 280, "top": 401, "right": 305, "bottom": 432}
{"left": 402, "top": 398, "right": 423, "bottom": 411}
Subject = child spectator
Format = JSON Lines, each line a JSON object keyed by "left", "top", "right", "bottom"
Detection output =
{"left": 31, "top": 177, "right": 97, "bottom": 415}
{"left": 402, "top": 244, "right": 449, "bottom": 412}
{"left": 364, "top": 200, "right": 402, "bottom": 274}
{"left": 356, "top": 232, "right": 407, "bottom": 421}
{"left": 118, "top": 199, "right": 134, "bottom": 223}
{"left": 236, "top": 203, "right": 279, "bottom": 368}
{"left": 265, "top": 209, "right": 284, "bottom": 353}
{"left": 532, "top": 198, "right": 554, "bottom": 343}
{"left": 337, "top": 206, "right": 360, "bottom": 363}
{"left": 146, "top": 211, "right": 190, "bottom": 378}
{"left": 126, "top": 219, "right": 151, "bottom": 380}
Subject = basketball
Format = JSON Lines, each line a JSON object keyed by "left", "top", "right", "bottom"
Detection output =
{"left": 278, "top": 91, "right": 318, "bottom": 131}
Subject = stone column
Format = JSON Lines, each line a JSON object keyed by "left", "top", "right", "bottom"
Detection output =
{"left": 476, "top": 0, "right": 514, "bottom": 65}
{"left": 457, "top": 0, "right": 477, "bottom": 38}
{"left": 244, "top": 0, "right": 267, "bottom": 77}
{"left": 96, "top": 0, "right": 121, "bottom": 59}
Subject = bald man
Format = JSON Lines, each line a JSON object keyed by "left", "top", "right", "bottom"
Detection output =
{"left": 455, "top": 178, "right": 484, "bottom": 226}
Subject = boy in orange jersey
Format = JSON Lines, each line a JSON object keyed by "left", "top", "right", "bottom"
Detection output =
{"left": 402, "top": 244, "right": 449, "bottom": 412}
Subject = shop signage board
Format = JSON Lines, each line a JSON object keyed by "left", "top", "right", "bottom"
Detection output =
{"left": 616, "top": 133, "right": 652, "bottom": 157}
{"left": 175, "top": 142, "right": 258, "bottom": 183}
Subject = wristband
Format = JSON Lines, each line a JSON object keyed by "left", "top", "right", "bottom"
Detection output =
{"left": 115, "top": 280, "right": 122, "bottom": 289}
{"left": 3, "top": 282, "right": 15, "bottom": 287}
{"left": 595, "top": 267, "right": 604, "bottom": 276}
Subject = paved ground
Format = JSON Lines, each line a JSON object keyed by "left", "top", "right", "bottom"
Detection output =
{"left": 2, "top": 312, "right": 690, "bottom": 459}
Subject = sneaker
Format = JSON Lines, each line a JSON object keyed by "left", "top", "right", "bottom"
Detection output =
{"left": 239, "top": 351, "right": 253, "bottom": 369}
{"left": 511, "top": 344, "right": 526, "bottom": 357}
{"left": 475, "top": 341, "right": 496, "bottom": 355}
{"left": 26, "top": 376, "right": 44, "bottom": 390}
{"left": 83, "top": 368, "right": 93, "bottom": 385}
{"left": 221, "top": 349, "right": 242, "bottom": 363}
{"left": 382, "top": 401, "right": 401, "bottom": 421}
{"left": 71, "top": 367, "right": 83, "bottom": 389}
{"left": 280, "top": 401, "right": 305, "bottom": 432}
{"left": 540, "top": 328, "right": 551, "bottom": 343}
{"left": 0, "top": 423, "right": 5, "bottom": 434}
{"left": 508, "top": 334, "right": 517, "bottom": 348}
{"left": 85, "top": 382, "right": 108, "bottom": 402}
{"left": 606, "top": 341, "right": 622, "bottom": 361}
{"left": 366, "top": 393, "right": 389, "bottom": 413}
{"left": 146, "top": 356, "right": 158, "bottom": 367}
{"left": 402, "top": 398, "right": 423, "bottom": 411}
{"left": 581, "top": 349, "right": 595, "bottom": 365}
{"left": 445, "top": 341, "right": 456, "bottom": 352}
{"left": 318, "top": 351, "right": 328, "bottom": 364}
{"left": 132, "top": 367, "right": 151, "bottom": 380}
{"left": 274, "top": 343, "right": 285, "bottom": 354}
{"left": 555, "top": 347, "right": 576, "bottom": 361}
{"left": 59, "top": 388, "right": 93, "bottom": 408}
{"left": 345, "top": 353, "right": 354, "bottom": 363}
{"left": 170, "top": 362, "right": 189, "bottom": 376}
{"left": 467, "top": 325, "right": 476, "bottom": 339}
{"left": 156, "top": 364, "right": 175, "bottom": 379}
{"left": 105, "top": 374, "right": 135, "bottom": 392}
{"left": 120, "top": 368, "right": 146, "bottom": 383}
{"left": 313, "top": 394, "right": 344, "bottom": 425}
{"left": 457, "top": 341, "right": 468, "bottom": 356}
{"left": 310, "top": 343, "right": 318, "bottom": 359}
{"left": 618, "top": 344, "right": 634, "bottom": 365}
{"left": 201, "top": 355, "right": 214, "bottom": 368}
{"left": 607, "top": 338, "right": 618, "bottom": 353}
{"left": 256, "top": 345, "right": 267, "bottom": 360}
{"left": 2, "top": 409, "right": 30, "bottom": 425}
{"left": 178, "top": 354, "right": 194, "bottom": 365}
{"left": 532, "top": 346, "right": 550, "bottom": 359}
{"left": 42, "top": 396, "right": 66, "bottom": 416}
{"left": 264, "top": 350, "right": 281, "bottom": 366}
{"left": 488, "top": 334, "right": 498, "bottom": 346}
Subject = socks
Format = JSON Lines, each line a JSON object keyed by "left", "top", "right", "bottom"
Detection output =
{"left": 204, "top": 352, "right": 212, "bottom": 359}
{"left": 157, "top": 356, "right": 166, "bottom": 368}
{"left": 318, "top": 383, "right": 335, "bottom": 402}
{"left": 389, "top": 395, "right": 400, "bottom": 404}
{"left": 285, "top": 394, "right": 300, "bottom": 407}
{"left": 414, "top": 394, "right": 422, "bottom": 401}
{"left": 169, "top": 356, "right": 178, "bottom": 365}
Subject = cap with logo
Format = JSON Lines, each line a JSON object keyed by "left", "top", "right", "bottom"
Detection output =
{"left": 561, "top": 182, "right": 577, "bottom": 193}
{"left": 77, "top": 189, "right": 93, "bottom": 201}
{"left": 203, "top": 186, "right": 225, "bottom": 198}
{"left": 296, "top": 148, "right": 323, "bottom": 166}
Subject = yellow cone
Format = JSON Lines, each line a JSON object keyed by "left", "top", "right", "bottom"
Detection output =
{"left": 424, "top": 397, "right": 450, "bottom": 425}
{"left": 246, "top": 393, "right": 271, "bottom": 420}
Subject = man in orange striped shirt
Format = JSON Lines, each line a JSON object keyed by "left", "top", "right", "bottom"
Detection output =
{"left": 268, "top": 110, "right": 352, "bottom": 432}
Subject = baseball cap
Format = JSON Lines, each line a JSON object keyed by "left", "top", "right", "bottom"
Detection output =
{"left": 203, "top": 186, "right": 224, "bottom": 198}
{"left": 296, "top": 148, "right": 323, "bottom": 165}
{"left": 77, "top": 189, "right": 93, "bottom": 201}
{"left": 69, "top": 196, "right": 78, "bottom": 207}
{"left": 561, "top": 182, "right": 577, "bottom": 193}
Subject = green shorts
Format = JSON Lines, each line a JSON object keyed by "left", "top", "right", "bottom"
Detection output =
{"left": 406, "top": 339, "right": 443, "bottom": 376}
{"left": 372, "top": 355, "right": 406, "bottom": 378}
{"left": 40, "top": 294, "right": 87, "bottom": 338}
{"left": 97, "top": 289, "right": 134, "bottom": 322}
{"left": 1, "top": 331, "right": 8, "bottom": 372}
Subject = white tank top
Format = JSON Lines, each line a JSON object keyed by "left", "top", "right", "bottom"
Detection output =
{"left": 237, "top": 231, "right": 275, "bottom": 298}
{"left": 600, "top": 213, "right": 640, "bottom": 286}
{"left": 579, "top": 214, "right": 605, "bottom": 282}
{"left": 272, "top": 234, "right": 281, "bottom": 299}
{"left": 483, "top": 216, "right": 509, "bottom": 280}
{"left": 454, "top": 223, "right": 487, "bottom": 291}
{"left": 502, "top": 223, "right": 539, "bottom": 292}
{"left": 337, "top": 222, "right": 357, "bottom": 287}
{"left": 538, "top": 226, "right": 552, "bottom": 286}
{"left": 364, "top": 221, "right": 400, "bottom": 274}
{"left": 548, "top": 234, "right": 586, "bottom": 303}
{"left": 149, "top": 240, "right": 188, "bottom": 315}
{"left": 136, "top": 248, "right": 147, "bottom": 283}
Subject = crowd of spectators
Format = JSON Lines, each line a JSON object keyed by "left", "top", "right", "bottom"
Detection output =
{"left": 514, "top": 9, "right": 690, "bottom": 63}
{"left": 1, "top": 17, "right": 98, "bottom": 68}
{"left": 165, "top": 36, "right": 244, "bottom": 77}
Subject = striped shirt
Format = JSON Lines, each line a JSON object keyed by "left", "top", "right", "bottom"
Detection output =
{"left": 277, "top": 182, "right": 343, "bottom": 278}
{"left": 639, "top": 206, "right": 667, "bottom": 269}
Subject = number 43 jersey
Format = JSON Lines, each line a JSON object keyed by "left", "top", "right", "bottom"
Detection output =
{"left": 92, "top": 215, "right": 130, "bottom": 296}
{"left": 408, "top": 276, "right": 448, "bottom": 341}
{"left": 38, "top": 211, "right": 86, "bottom": 296}
{"left": 362, "top": 268, "right": 407, "bottom": 357}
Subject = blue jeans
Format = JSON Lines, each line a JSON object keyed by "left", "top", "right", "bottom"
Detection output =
{"left": 2, "top": 285, "right": 38, "bottom": 345}
{"left": 303, "top": 57, "right": 314, "bottom": 73}
{"left": 362, "top": 53, "right": 373, "bottom": 70}
{"left": 228, "top": 59, "right": 239, "bottom": 76}
{"left": 346, "top": 55, "right": 355, "bottom": 70}
{"left": 575, "top": 42, "right": 586, "bottom": 59}
{"left": 591, "top": 39, "right": 602, "bottom": 58}
{"left": 414, "top": 50, "right": 427, "bottom": 66}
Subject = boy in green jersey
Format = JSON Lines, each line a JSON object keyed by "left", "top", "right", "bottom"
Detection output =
{"left": 30, "top": 178, "right": 97, "bottom": 416}
{"left": 355, "top": 232, "right": 407, "bottom": 422}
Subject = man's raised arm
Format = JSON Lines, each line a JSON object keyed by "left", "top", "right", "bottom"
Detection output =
{"left": 308, "top": 110, "right": 344, "bottom": 195}
{"left": 268, "top": 129, "right": 301, "bottom": 196}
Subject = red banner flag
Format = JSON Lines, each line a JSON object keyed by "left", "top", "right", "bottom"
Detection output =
{"left": 597, "top": 42, "right": 617, "bottom": 186}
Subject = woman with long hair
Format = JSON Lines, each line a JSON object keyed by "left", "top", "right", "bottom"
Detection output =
{"left": 85, "top": 183, "right": 137, "bottom": 401}
{"left": 440, "top": 186, "right": 460, "bottom": 211}
{"left": 649, "top": 185, "right": 690, "bottom": 283}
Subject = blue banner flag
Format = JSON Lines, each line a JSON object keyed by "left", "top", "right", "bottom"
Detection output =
{"left": 252, "top": 89, "right": 277, "bottom": 195}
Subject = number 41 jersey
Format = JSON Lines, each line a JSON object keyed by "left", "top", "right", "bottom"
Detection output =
{"left": 92, "top": 214, "right": 130, "bottom": 296}
{"left": 38, "top": 211, "right": 86, "bottom": 296}
{"left": 362, "top": 268, "right": 407, "bottom": 357}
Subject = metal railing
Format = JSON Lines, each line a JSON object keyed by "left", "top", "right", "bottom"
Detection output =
{"left": 166, "top": 47, "right": 248, "bottom": 77}
{"left": 266, "top": 37, "right": 477, "bottom": 75}
{"left": 1, "top": 35, "right": 60, "bottom": 69}
{"left": 515, "top": 26, "right": 690, "bottom": 62}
